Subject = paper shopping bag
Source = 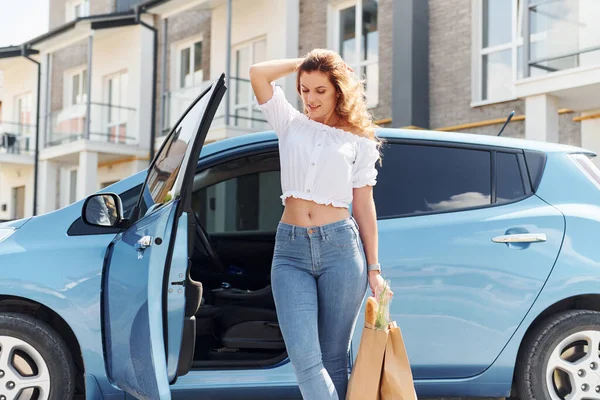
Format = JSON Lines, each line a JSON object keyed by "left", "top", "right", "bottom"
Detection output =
{"left": 380, "top": 321, "right": 417, "bottom": 400}
{"left": 345, "top": 321, "right": 388, "bottom": 400}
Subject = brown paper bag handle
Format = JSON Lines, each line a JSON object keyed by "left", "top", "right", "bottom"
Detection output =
{"left": 365, "top": 322, "right": 390, "bottom": 332}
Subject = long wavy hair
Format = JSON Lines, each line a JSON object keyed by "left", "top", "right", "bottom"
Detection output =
{"left": 296, "top": 49, "right": 383, "bottom": 158}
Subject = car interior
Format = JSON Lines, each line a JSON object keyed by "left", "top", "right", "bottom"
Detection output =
{"left": 176, "top": 149, "right": 287, "bottom": 372}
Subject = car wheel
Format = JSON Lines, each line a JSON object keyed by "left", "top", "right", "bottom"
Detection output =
{"left": 517, "top": 310, "right": 600, "bottom": 400}
{"left": 0, "top": 313, "right": 75, "bottom": 400}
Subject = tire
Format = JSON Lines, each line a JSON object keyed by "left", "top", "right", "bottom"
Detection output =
{"left": 516, "top": 310, "right": 600, "bottom": 400}
{"left": 0, "top": 312, "right": 75, "bottom": 400}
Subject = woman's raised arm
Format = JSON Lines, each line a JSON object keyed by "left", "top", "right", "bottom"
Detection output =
{"left": 249, "top": 58, "right": 304, "bottom": 105}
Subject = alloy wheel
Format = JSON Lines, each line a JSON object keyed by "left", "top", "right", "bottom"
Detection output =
{"left": 546, "top": 330, "right": 600, "bottom": 400}
{"left": 0, "top": 335, "right": 50, "bottom": 400}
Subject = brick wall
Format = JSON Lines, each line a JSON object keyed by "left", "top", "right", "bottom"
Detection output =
{"left": 298, "top": 0, "right": 392, "bottom": 124}
{"left": 428, "top": 0, "right": 581, "bottom": 144}
{"left": 155, "top": 6, "right": 211, "bottom": 133}
{"left": 49, "top": 0, "right": 67, "bottom": 30}
{"left": 50, "top": 41, "right": 88, "bottom": 112}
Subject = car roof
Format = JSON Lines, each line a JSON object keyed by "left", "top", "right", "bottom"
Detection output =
{"left": 200, "top": 128, "right": 594, "bottom": 157}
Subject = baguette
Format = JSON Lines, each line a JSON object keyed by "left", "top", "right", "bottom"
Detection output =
{"left": 365, "top": 296, "right": 378, "bottom": 326}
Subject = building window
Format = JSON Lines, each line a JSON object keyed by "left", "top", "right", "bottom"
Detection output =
{"left": 69, "top": 168, "right": 78, "bottom": 204}
{"left": 67, "top": 0, "right": 89, "bottom": 21}
{"left": 331, "top": 0, "right": 379, "bottom": 108}
{"left": 192, "top": 151, "right": 282, "bottom": 234}
{"left": 68, "top": 68, "right": 87, "bottom": 106}
{"left": 15, "top": 93, "right": 32, "bottom": 128}
{"left": 13, "top": 93, "right": 33, "bottom": 153}
{"left": 474, "top": 0, "right": 550, "bottom": 104}
{"left": 178, "top": 39, "right": 203, "bottom": 89}
{"left": 105, "top": 71, "right": 129, "bottom": 143}
{"left": 231, "top": 37, "right": 268, "bottom": 129}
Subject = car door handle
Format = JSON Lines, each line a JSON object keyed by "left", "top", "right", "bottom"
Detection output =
{"left": 135, "top": 236, "right": 153, "bottom": 250}
{"left": 491, "top": 233, "right": 547, "bottom": 243}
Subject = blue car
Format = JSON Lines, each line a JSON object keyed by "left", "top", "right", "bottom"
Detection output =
{"left": 1, "top": 74, "right": 600, "bottom": 400}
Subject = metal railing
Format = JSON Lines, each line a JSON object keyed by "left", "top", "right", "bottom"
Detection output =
{"left": 45, "top": 102, "right": 138, "bottom": 147}
{"left": 523, "top": 0, "right": 600, "bottom": 77}
{"left": 0, "top": 122, "right": 36, "bottom": 156}
{"left": 161, "top": 77, "right": 269, "bottom": 137}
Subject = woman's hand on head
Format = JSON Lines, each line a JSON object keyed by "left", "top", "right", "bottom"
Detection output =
{"left": 344, "top": 62, "right": 354, "bottom": 74}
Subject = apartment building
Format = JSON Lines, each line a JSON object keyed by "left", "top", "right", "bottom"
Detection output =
{"left": 299, "top": 0, "right": 600, "bottom": 147}
{"left": 427, "top": 0, "right": 600, "bottom": 150}
{"left": 0, "top": 0, "right": 299, "bottom": 221}
{"left": 1, "top": 0, "right": 599, "bottom": 222}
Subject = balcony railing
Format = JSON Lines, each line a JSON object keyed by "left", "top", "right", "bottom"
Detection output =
{"left": 523, "top": 0, "right": 600, "bottom": 77}
{"left": 0, "top": 122, "right": 35, "bottom": 156}
{"left": 45, "top": 102, "right": 137, "bottom": 147}
{"left": 161, "top": 77, "right": 269, "bottom": 137}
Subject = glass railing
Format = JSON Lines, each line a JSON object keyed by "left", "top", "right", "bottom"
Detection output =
{"left": 523, "top": 0, "right": 600, "bottom": 77}
{"left": 0, "top": 122, "right": 35, "bottom": 156}
{"left": 161, "top": 77, "right": 269, "bottom": 137}
{"left": 45, "top": 102, "right": 138, "bottom": 147}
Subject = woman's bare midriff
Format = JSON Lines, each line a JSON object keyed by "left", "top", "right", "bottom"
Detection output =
{"left": 280, "top": 197, "right": 350, "bottom": 227}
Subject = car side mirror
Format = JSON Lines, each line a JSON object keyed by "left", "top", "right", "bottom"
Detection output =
{"left": 82, "top": 193, "right": 125, "bottom": 228}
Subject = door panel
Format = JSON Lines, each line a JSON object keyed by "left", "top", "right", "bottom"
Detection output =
{"left": 12, "top": 186, "right": 25, "bottom": 219}
{"left": 103, "top": 201, "right": 178, "bottom": 399}
{"left": 380, "top": 195, "right": 564, "bottom": 378}
{"left": 102, "top": 74, "right": 226, "bottom": 399}
{"left": 166, "top": 212, "right": 190, "bottom": 381}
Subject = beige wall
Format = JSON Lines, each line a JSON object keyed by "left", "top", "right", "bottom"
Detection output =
{"left": 50, "top": 0, "right": 116, "bottom": 30}
{"left": 50, "top": 41, "right": 88, "bottom": 113}
{"left": 1, "top": 59, "right": 38, "bottom": 127}
{"left": 0, "top": 165, "right": 34, "bottom": 220}
{"left": 49, "top": 0, "right": 67, "bottom": 30}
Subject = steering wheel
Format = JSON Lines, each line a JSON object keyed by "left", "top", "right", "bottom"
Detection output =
{"left": 193, "top": 212, "right": 226, "bottom": 274}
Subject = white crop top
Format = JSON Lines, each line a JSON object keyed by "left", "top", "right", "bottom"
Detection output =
{"left": 258, "top": 83, "right": 379, "bottom": 209}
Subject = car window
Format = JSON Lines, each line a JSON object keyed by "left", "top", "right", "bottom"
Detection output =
{"left": 119, "top": 184, "right": 143, "bottom": 219}
{"left": 374, "top": 143, "right": 492, "bottom": 218}
{"left": 496, "top": 152, "right": 526, "bottom": 204}
{"left": 192, "top": 151, "right": 282, "bottom": 234}
{"left": 139, "top": 82, "right": 216, "bottom": 216}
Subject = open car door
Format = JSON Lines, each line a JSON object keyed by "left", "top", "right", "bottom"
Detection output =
{"left": 101, "top": 74, "right": 226, "bottom": 399}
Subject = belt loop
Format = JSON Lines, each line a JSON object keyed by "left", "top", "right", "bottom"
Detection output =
{"left": 319, "top": 225, "right": 325, "bottom": 239}
{"left": 291, "top": 226, "right": 295, "bottom": 240}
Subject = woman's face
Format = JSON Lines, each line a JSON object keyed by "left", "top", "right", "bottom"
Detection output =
{"left": 299, "top": 71, "right": 338, "bottom": 122}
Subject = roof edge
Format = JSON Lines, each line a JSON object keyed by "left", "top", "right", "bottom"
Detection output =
{"left": 0, "top": 10, "right": 139, "bottom": 55}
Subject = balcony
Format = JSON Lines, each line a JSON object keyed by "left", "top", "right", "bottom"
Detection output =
{"left": 45, "top": 102, "right": 138, "bottom": 148}
{"left": 516, "top": 0, "right": 600, "bottom": 109}
{"left": 161, "top": 77, "right": 269, "bottom": 142}
{"left": 0, "top": 122, "right": 35, "bottom": 165}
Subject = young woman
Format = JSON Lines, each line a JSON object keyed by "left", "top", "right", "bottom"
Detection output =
{"left": 250, "top": 48, "right": 392, "bottom": 399}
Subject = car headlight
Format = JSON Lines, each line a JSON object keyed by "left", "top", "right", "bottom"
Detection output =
{"left": 0, "top": 228, "right": 16, "bottom": 243}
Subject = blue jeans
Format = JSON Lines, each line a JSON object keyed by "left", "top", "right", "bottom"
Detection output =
{"left": 271, "top": 217, "right": 368, "bottom": 400}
